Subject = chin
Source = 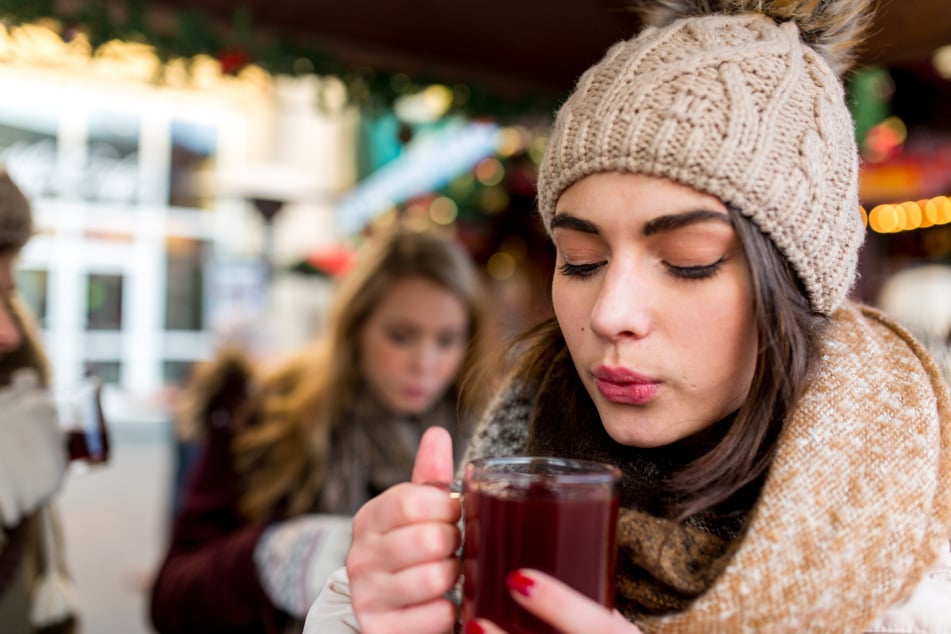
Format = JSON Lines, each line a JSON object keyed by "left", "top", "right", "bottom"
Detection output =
{"left": 598, "top": 407, "right": 681, "bottom": 448}
{"left": 393, "top": 398, "right": 434, "bottom": 417}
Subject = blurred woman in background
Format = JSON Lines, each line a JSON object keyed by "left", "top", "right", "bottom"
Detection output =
{"left": 0, "top": 169, "right": 77, "bottom": 633}
{"left": 150, "top": 227, "right": 491, "bottom": 633}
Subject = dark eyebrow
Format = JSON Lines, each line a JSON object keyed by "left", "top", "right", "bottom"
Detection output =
{"left": 551, "top": 209, "right": 732, "bottom": 237}
{"left": 550, "top": 213, "right": 599, "bottom": 234}
{"left": 643, "top": 210, "right": 732, "bottom": 236}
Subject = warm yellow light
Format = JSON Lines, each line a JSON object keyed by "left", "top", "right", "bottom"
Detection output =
{"left": 393, "top": 84, "right": 453, "bottom": 123}
{"left": 935, "top": 197, "right": 951, "bottom": 224}
{"left": 429, "top": 196, "right": 458, "bottom": 225}
{"left": 901, "top": 201, "right": 921, "bottom": 231}
{"left": 0, "top": 21, "right": 274, "bottom": 100}
{"left": 894, "top": 204, "right": 908, "bottom": 231}
{"left": 870, "top": 204, "right": 898, "bottom": 232}
{"left": 859, "top": 205, "right": 868, "bottom": 227}
{"left": 867, "top": 197, "right": 951, "bottom": 233}
{"left": 934, "top": 44, "right": 951, "bottom": 80}
{"left": 918, "top": 199, "right": 937, "bottom": 228}
{"left": 883, "top": 116, "right": 908, "bottom": 144}
{"left": 496, "top": 127, "right": 526, "bottom": 157}
{"left": 528, "top": 135, "right": 547, "bottom": 164}
{"left": 487, "top": 251, "right": 517, "bottom": 280}
{"left": 475, "top": 157, "right": 504, "bottom": 186}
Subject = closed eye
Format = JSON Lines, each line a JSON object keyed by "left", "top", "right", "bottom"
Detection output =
{"left": 558, "top": 261, "right": 604, "bottom": 278}
{"left": 665, "top": 257, "right": 725, "bottom": 280}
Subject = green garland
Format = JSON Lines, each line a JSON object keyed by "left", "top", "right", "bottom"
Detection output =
{"left": 0, "top": 0, "right": 559, "bottom": 121}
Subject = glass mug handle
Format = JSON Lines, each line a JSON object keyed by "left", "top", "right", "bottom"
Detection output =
{"left": 423, "top": 479, "right": 465, "bottom": 607}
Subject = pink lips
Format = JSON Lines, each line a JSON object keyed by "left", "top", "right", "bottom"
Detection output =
{"left": 403, "top": 386, "right": 429, "bottom": 400}
{"left": 593, "top": 366, "right": 660, "bottom": 405}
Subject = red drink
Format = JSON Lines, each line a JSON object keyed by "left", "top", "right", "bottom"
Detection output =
{"left": 461, "top": 457, "right": 620, "bottom": 634}
{"left": 56, "top": 377, "right": 111, "bottom": 467}
{"left": 65, "top": 426, "right": 109, "bottom": 464}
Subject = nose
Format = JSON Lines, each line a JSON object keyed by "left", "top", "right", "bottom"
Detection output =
{"left": 409, "top": 340, "right": 442, "bottom": 377}
{"left": 589, "top": 259, "right": 652, "bottom": 341}
{"left": 0, "top": 300, "right": 23, "bottom": 354}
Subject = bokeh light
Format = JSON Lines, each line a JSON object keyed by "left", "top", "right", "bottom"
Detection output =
{"left": 428, "top": 196, "right": 458, "bottom": 225}
{"left": 868, "top": 196, "right": 951, "bottom": 233}
{"left": 475, "top": 157, "right": 504, "bottom": 186}
{"left": 487, "top": 251, "right": 517, "bottom": 280}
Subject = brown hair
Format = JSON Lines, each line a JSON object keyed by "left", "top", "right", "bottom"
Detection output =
{"left": 508, "top": 208, "right": 827, "bottom": 520}
{"left": 234, "top": 228, "right": 490, "bottom": 519}
{"left": 0, "top": 295, "right": 51, "bottom": 388}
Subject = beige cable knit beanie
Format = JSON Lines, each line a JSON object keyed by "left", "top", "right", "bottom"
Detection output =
{"left": 0, "top": 167, "right": 33, "bottom": 253}
{"left": 537, "top": 2, "right": 872, "bottom": 314}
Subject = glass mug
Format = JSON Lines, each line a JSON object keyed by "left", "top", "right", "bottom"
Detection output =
{"left": 454, "top": 456, "right": 621, "bottom": 634}
{"left": 53, "top": 375, "right": 111, "bottom": 471}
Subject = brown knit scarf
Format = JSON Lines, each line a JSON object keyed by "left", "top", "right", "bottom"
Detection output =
{"left": 466, "top": 304, "right": 951, "bottom": 632}
{"left": 526, "top": 351, "right": 758, "bottom": 618}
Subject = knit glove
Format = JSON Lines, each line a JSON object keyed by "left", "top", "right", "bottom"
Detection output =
{"left": 0, "top": 370, "right": 67, "bottom": 528}
{"left": 253, "top": 514, "right": 353, "bottom": 618}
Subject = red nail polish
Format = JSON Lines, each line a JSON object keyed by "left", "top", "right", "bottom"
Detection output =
{"left": 464, "top": 621, "right": 485, "bottom": 634}
{"left": 506, "top": 570, "right": 536, "bottom": 597}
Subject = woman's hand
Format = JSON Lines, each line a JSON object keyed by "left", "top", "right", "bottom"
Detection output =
{"left": 465, "top": 569, "right": 643, "bottom": 634}
{"left": 346, "top": 426, "right": 461, "bottom": 634}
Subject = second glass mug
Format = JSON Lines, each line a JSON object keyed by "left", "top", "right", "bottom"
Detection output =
{"left": 436, "top": 456, "right": 621, "bottom": 634}
{"left": 53, "top": 374, "right": 111, "bottom": 471}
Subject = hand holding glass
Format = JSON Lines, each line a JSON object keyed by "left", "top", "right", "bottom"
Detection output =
{"left": 459, "top": 456, "right": 620, "bottom": 634}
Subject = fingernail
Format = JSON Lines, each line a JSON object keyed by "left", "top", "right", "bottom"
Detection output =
{"left": 464, "top": 621, "right": 485, "bottom": 634}
{"left": 506, "top": 570, "right": 536, "bottom": 597}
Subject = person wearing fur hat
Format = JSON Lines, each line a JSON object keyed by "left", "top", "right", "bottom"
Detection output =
{"left": 304, "top": 0, "right": 951, "bottom": 632}
{"left": 0, "top": 169, "right": 78, "bottom": 633}
{"left": 149, "top": 227, "right": 491, "bottom": 633}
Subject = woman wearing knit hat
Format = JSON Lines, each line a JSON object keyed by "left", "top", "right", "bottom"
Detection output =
{"left": 0, "top": 169, "right": 78, "bottom": 633}
{"left": 305, "top": 0, "right": 951, "bottom": 632}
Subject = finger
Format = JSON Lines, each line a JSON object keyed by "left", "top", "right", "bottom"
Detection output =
{"left": 348, "top": 520, "right": 460, "bottom": 575}
{"left": 352, "top": 558, "right": 461, "bottom": 614}
{"left": 358, "top": 597, "right": 457, "bottom": 634}
{"left": 352, "top": 482, "right": 461, "bottom": 539}
{"left": 464, "top": 619, "right": 507, "bottom": 634}
{"left": 411, "top": 426, "right": 454, "bottom": 485}
{"left": 506, "top": 569, "right": 642, "bottom": 634}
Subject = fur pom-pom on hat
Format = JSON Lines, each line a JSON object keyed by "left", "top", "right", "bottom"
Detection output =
{"left": 0, "top": 168, "right": 33, "bottom": 253}
{"left": 625, "top": 0, "right": 874, "bottom": 75}
{"left": 537, "top": 0, "right": 874, "bottom": 314}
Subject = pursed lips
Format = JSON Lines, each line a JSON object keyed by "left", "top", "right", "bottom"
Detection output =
{"left": 592, "top": 366, "right": 661, "bottom": 405}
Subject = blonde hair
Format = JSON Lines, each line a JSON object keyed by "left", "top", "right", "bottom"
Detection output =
{"left": 234, "top": 228, "right": 489, "bottom": 519}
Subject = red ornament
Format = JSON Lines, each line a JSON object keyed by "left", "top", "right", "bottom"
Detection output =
{"left": 305, "top": 245, "right": 356, "bottom": 278}
{"left": 217, "top": 49, "right": 250, "bottom": 75}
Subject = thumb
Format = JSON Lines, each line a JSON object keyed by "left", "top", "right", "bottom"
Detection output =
{"left": 411, "top": 426, "right": 454, "bottom": 485}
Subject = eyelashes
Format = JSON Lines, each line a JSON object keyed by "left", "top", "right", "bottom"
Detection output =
{"left": 558, "top": 257, "right": 725, "bottom": 281}
{"left": 557, "top": 262, "right": 602, "bottom": 279}
{"left": 664, "top": 256, "right": 726, "bottom": 280}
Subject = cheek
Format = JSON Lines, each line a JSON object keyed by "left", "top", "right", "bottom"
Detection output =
{"left": 367, "top": 336, "right": 402, "bottom": 374}
{"left": 435, "top": 347, "right": 466, "bottom": 386}
{"left": 694, "top": 290, "right": 756, "bottom": 391}
{"left": 552, "top": 280, "right": 587, "bottom": 335}
{"left": 359, "top": 330, "right": 394, "bottom": 382}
